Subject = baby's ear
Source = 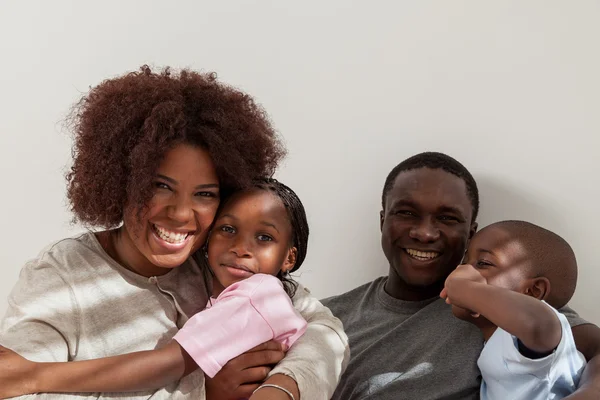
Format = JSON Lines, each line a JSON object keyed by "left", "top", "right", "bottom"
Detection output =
{"left": 522, "top": 277, "right": 551, "bottom": 301}
{"left": 282, "top": 247, "right": 298, "bottom": 274}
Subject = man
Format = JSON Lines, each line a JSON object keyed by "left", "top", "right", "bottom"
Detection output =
{"left": 323, "top": 152, "right": 600, "bottom": 399}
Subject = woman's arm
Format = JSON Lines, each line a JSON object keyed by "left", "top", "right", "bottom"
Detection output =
{"left": 1, "top": 261, "right": 79, "bottom": 363}
{"left": 261, "top": 284, "right": 350, "bottom": 400}
{"left": 0, "top": 341, "right": 192, "bottom": 397}
{"left": 36, "top": 341, "right": 192, "bottom": 393}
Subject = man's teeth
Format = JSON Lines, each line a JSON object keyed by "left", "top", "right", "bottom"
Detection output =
{"left": 154, "top": 225, "right": 189, "bottom": 244}
{"left": 406, "top": 249, "right": 440, "bottom": 260}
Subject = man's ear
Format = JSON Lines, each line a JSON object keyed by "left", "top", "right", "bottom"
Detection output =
{"left": 522, "top": 277, "right": 551, "bottom": 301}
{"left": 380, "top": 210, "right": 385, "bottom": 232}
{"left": 469, "top": 222, "right": 478, "bottom": 240}
{"left": 282, "top": 247, "right": 298, "bottom": 274}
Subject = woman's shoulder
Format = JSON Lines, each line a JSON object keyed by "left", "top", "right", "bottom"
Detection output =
{"left": 27, "top": 232, "right": 112, "bottom": 275}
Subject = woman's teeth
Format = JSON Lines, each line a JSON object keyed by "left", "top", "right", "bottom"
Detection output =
{"left": 153, "top": 225, "right": 190, "bottom": 244}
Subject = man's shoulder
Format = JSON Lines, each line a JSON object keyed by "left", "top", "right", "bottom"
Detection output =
{"left": 321, "top": 277, "right": 385, "bottom": 317}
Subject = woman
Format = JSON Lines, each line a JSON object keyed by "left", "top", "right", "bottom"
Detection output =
{"left": 0, "top": 66, "right": 348, "bottom": 399}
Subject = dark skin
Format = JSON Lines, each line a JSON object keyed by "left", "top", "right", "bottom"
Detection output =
{"left": 380, "top": 168, "right": 477, "bottom": 301}
{"left": 441, "top": 225, "right": 563, "bottom": 352}
{"left": 382, "top": 167, "right": 600, "bottom": 398}
{"left": 0, "top": 190, "right": 301, "bottom": 400}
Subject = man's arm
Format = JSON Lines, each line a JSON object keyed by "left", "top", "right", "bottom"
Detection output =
{"left": 564, "top": 324, "right": 600, "bottom": 399}
{"left": 443, "top": 264, "right": 562, "bottom": 353}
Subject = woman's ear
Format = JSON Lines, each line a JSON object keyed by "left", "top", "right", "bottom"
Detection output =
{"left": 282, "top": 247, "right": 298, "bottom": 274}
{"left": 522, "top": 277, "right": 551, "bottom": 301}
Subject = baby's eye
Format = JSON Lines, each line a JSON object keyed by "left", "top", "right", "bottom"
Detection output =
{"left": 257, "top": 234, "right": 273, "bottom": 242}
{"left": 476, "top": 260, "right": 493, "bottom": 268}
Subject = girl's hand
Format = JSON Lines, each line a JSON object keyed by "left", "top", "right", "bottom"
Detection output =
{"left": 205, "top": 341, "right": 285, "bottom": 400}
{"left": 0, "top": 345, "right": 39, "bottom": 399}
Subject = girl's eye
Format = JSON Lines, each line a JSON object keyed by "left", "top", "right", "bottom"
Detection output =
{"left": 195, "top": 191, "right": 217, "bottom": 198}
{"left": 257, "top": 234, "right": 273, "bottom": 242}
{"left": 220, "top": 225, "right": 235, "bottom": 234}
{"left": 476, "top": 260, "right": 493, "bottom": 268}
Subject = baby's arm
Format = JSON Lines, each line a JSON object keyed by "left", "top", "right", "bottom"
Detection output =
{"left": 29, "top": 341, "right": 193, "bottom": 394}
{"left": 442, "top": 264, "right": 562, "bottom": 354}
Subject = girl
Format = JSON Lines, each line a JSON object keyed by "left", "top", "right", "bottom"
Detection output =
{"left": 1, "top": 179, "right": 331, "bottom": 400}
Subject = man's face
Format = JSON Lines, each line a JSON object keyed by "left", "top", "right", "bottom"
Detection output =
{"left": 381, "top": 168, "right": 477, "bottom": 290}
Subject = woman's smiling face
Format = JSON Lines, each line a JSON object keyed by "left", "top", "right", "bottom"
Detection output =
{"left": 120, "top": 144, "right": 221, "bottom": 276}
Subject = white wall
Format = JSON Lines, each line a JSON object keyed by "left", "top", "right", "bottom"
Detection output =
{"left": 1, "top": 0, "right": 599, "bottom": 324}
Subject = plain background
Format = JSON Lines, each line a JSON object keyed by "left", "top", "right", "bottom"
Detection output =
{"left": 1, "top": 0, "right": 598, "bottom": 324}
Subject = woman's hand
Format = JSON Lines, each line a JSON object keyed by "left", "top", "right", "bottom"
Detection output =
{"left": 249, "top": 374, "right": 300, "bottom": 400}
{"left": 205, "top": 341, "right": 285, "bottom": 400}
{"left": 0, "top": 345, "right": 39, "bottom": 399}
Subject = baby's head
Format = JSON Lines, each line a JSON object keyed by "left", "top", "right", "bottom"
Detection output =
{"left": 207, "top": 178, "right": 309, "bottom": 297}
{"left": 464, "top": 220, "right": 577, "bottom": 309}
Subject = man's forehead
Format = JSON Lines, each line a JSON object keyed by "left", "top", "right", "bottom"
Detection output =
{"left": 386, "top": 168, "right": 470, "bottom": 209}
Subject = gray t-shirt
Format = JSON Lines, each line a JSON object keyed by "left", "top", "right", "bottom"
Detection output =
{"left": 322, "top": 276, "right": 588, "bottom": 400}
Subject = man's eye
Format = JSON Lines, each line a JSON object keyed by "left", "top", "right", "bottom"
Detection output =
{"left": 439, "top": 215, "right": 458, "bottom": 222}
{"left": 395, "top": 210, "right": 414, "bottom": 216}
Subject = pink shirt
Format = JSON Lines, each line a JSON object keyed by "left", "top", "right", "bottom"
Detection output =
{"left": 173, "top": 273, "right": 307, "bottom": 378}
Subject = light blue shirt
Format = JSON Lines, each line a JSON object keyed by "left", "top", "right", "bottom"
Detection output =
{"left": 479, "top": 302, "right": 586, "bottom": 400}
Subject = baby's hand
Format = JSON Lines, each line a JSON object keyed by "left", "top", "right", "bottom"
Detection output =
{"left": 446, "top": 264, "right": 486, "bottom": 287}
{"left": 441, "top": 264, "right": 487, "bottom": 317}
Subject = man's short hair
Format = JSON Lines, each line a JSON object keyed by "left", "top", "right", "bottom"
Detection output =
{"left": 382, "top": 152, "right": 480, "bottom": 222}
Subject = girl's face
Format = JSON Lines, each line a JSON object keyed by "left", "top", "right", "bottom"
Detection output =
{"left": 208, "top": 189, "right": 297, "bottom": 294}
{"left": 120, "top": 144, "right": 220, "bottom": 276}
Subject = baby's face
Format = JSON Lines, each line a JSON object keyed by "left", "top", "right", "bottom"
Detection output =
{"left": 463, "top": 225, "right": 533, "bottom": 292}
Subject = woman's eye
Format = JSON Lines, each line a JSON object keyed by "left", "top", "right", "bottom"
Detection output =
{"left": 154, "top": 182, "right": 171, "bottom": 190}
{"left": 476, "top": 260, "right": 492, "bottom": 268}
{"left": 257, "top": 234, "right": 273, "bottom": 242}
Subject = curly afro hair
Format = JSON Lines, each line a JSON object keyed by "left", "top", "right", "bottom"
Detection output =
{"left": 66, "top": 66, "right": 286, "bottom": 228}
